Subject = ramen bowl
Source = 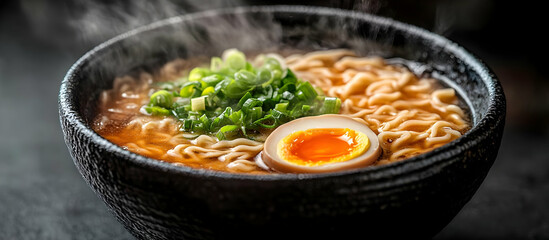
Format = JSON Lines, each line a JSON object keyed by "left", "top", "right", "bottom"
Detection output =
{"left": 59, "top": 5, "right": 505, "bottom": 239}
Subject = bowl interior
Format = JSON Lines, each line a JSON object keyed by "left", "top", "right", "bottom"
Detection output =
{"left": 63, "top": 5, "right": 502, "bottom": 178}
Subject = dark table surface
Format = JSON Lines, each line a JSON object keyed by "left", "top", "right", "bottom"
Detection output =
{"left": 1, "top": 1, "right": 548, "bottom": 239}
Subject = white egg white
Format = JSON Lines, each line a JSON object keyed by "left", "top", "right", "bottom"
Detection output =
{"left": 262, "top": 114, "right": 381, "bottom": 173}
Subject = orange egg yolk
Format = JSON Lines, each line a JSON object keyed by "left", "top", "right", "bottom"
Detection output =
{"left": 277, "top": 128, "right": 369, "bottom": 167}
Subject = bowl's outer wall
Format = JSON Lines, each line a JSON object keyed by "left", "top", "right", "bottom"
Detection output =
{"left": 60, "top": 6, "right": 505, "bottom": 240}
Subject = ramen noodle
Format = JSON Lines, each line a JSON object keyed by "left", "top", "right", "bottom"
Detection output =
{"left": 93, "top": 49, "right": 469, "bottom": 174}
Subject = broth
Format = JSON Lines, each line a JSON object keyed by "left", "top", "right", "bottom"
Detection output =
{"left": 93, "top": 50, "right": 470, "bottom": 174}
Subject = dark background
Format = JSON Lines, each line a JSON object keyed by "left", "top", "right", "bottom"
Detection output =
{"left": 1, "top": 0, "right": 548, "bottom": 239}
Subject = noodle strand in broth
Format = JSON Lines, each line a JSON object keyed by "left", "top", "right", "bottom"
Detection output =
{"left": 286, "top": 50, "right": 468, "bottom": 164}
{"left": 93, "top": 50, "right": 469, "bottom": 173}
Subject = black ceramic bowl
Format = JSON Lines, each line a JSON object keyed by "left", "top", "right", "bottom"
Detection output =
{"left": 59, "top": 5, "right": 505, "bottom": 240}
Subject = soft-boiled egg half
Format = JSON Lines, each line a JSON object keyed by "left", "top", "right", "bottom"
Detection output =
{"left": 262, "top": 115, "right": 381, "bottom": 173}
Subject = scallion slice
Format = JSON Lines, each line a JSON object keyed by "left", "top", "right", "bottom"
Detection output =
{"left": 144, "top": 49, "right": 342, "bottom": 140}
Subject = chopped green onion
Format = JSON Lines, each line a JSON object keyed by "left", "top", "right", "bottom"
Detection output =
{"left": 183, "top": 104, "right": 192, "bottom": 111}
{"left": 234, "top": 70, "right": 257, "bottom": 86}
{"left": 253, "top": 114, "right": 276, "bottom": 128}
{"left": 180, "top": 82, "right": 201, "bottom": 98}
{"left": 274, "top": 102, "right": 288, "bottom": 112}
{"left": 270, "top": 109, "right": 285, "bottom": 119}
{"left": 214, "top": 78, "right": 231, "bottom": 95}
{"left": 189, "top": 68, "right": 210, "bottom": 82}
{"left": 321, "top": 97, "right": 341, "bottom": 114}
{"left": 150, "top": 90, "right": 173, "bottom": 108}
{"left": 199, "top": 114, "right": 211, "bottom": 131}
{"left": 144, "top": 49, "right": 342, "bottom": 140}
{"left": 192, "top": 121, "right": 205, "bottom": 132}
{"left": 202, "top": 74, "right": 224, "bottom": 86}
{"left": 223, "top": 49, "right": 246, "bottom": 70}
{"left": 216, "top": 125, "right": 240, "bottom": 140}
{"left": 242, "top": 98, "right": 263, "bottom": 114}
{"left": 144, "top": 106, "right": 171, "bottom": 116}
{"left": 248, "top": 107, "right": 263, "bottom": 123}
{"left": 210, "top": 57, "right": 224, "bottom": 72}
{"left": 149, "top": 90, "right": 174, "bottom": 108}
{"left": 229, "top": 110, "right": 243, "bottom": 124}
{"left": 237, "top": 92, "right": 252, "bottom": 108}
{"left": 256, "top": 68, "right": 272, "bottom": 86}
{"left": 191, "top": 96, "right": 207, "bottom": 111}
{"left": 201, "top": 86, "right": 215, "bottom": 96}
{"left": 224, "top": 78, "right": 253, "bottom": 99}
{"left": 281, "top": 91, "right": 295, "bottom": 101}
{"left": 314, "top": 86, "right": 325, "bottom": 95}
{"left": 296, "top": 81, "right": 318, "bottom": 102}
{"left": 302, "top": 104, "right": 311, "bottom": 113}
{"left": 222, "top": 107, "right": 233, "bottom": 117}
{"left": 182, "top": 119, "right": 193, "bottom": 131}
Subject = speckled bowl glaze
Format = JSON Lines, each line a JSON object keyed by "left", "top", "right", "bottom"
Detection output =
{"left": 59, "top": 6, "right": 505, "bottom": 240}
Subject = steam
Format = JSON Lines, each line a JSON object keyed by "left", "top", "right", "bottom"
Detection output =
{"left": 19, "top": 0, "right": 244, "bottom": 55}
{"left": 19, "top": 0, "right": 491, "bottom": 58}
{"left": 434, "top": 0, "right": 493, "bottom": 35}
{"left": 351, "top": 0, "right": 383, "bottom": 14}
{"left": 67, "top": 0, "right": 182, "bottom": 44}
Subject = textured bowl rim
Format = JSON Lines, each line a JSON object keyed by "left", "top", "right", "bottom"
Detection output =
{"left": 59, "top": 5, "right": 505, "bottom": 182}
